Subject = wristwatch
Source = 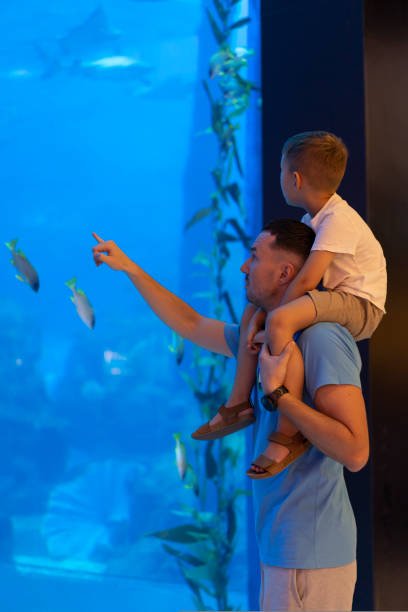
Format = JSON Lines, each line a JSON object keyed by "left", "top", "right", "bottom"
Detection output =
{"left": 261, "top": 385, "right": 289, "bottom": 412}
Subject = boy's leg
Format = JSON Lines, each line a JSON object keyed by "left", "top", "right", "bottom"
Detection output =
{"left": 267, "top": 294, "right": 317, "bottom": 354}
{"left": 224, "top": 305, "right": 259, "bottom": 406}
{"left": 191, "top": 304, "right": 257, "bottom": 440}
{"left": 206, "top": 305, "right": 257, "bottom": 427}
{"left": 249, "top": 297, "right": 312, "bottom": 474}
{"left": 249, "top": 339, "right": 305, "bottom": 474}
{"left": 273, "top": 289, "right": 383, "bottom": 343}
{"left": 309, "top": 288, "right": 384, "bottom": 340}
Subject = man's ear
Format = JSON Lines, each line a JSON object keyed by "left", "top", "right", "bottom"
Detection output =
{"left": 279, "top": 263, "right": 296, "bottom": 284}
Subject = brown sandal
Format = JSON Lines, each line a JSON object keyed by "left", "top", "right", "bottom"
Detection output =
{"left": 247, "top": 432, "right": 311, "bottom": 479}
{"left": 191, "top": 400, "right": 255, "bottom": 441}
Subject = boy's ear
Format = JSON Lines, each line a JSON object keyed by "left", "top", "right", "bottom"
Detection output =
{"left": 293, "top": 171, "right": 302, "bottom": 190}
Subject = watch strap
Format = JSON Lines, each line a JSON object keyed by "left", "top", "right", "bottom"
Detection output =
{"left": 268, "top": 384, "right": 289, "bottom": 407}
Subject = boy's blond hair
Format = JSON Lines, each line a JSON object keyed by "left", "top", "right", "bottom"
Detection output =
{"left": 282, "top": 131, "right": 348, "bottom": 193}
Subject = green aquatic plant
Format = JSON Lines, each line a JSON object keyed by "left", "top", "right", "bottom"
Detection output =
{"left": 149, "top": 1, "right": 259, "bottom": 610}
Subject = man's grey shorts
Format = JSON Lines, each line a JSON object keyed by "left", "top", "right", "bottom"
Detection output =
{"left": 260, "top": 560, "right": 357, "bottom": 611}
{"left": 307, "top": 289, "right": 384, "bottom": 341}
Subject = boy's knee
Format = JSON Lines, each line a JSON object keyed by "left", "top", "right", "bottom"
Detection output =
{"left": 266, "top": 307, "right": 286, "bottom": 329}
{"left": 266, "top": 308, "right": 293, "bottom": 341}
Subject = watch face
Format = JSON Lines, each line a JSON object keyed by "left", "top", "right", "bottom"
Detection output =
{"left": 261, "top": 394, "right": 277, "bottom": 412}
{"left": 261, "top": 386, "right": 288, "bottom": 412}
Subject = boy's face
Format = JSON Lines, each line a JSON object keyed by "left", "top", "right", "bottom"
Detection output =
{"left": 280, "top": 155, "right": 300, "bottom": 207}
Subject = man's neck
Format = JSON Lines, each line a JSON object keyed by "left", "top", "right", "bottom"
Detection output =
{"left": 262, "top": 293, "right": 284, "bottom": 312}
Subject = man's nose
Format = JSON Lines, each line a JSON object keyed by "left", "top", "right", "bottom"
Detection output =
{"left": 240, "top": 259, "right": 249, "bottom": 273}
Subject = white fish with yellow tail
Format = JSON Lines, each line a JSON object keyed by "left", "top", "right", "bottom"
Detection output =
{"left": 6, "top": 238, "right": 40, "bottom": 292}
{"left": 173, "top": 433, "right": 187, "bottom": 480}
{"left": 65, "top": 277, "right": 95, "bottom": 329}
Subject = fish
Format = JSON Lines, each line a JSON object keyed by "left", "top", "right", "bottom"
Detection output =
{"left": 5, "top": 239, "right": 40, "bottom": 292}
{"left": 168, "top": 331, "right": 184, "bottom": 365}
{"left": 103, "top": 349, "right": 128, "bottom": 377}
{"left": 58, "top": 5, "right": 120, "bottom": 62}
{"left": 17, "top": 6, "right": 155, "bottom": 89}
{"left": 173, "top": 433, "right": 187, "bottom": 480}
{"left": 103, "top": 349, "right": 127, "bottom": 364}
{"left": 32, "top": 46, "right": 153, "bottom": 87}
{"left": 76, "top": 55, "right": 153, "bottom": 85}
{"left": 34, "top": 5, "right": 153, "bottom": 83}
{"left": 65, "top": 277, "right": 95, "bottom": 329}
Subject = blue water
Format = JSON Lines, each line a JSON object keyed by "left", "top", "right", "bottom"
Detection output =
{"left": 0, "top": 1, "right": 260, "bottom": 609}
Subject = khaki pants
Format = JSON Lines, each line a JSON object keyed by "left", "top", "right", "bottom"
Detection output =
{"left": 307, "top": 289, "right": 383, "bottom": 341}
{"left": 260, "top": 560, "right": 357, "bottom": 611}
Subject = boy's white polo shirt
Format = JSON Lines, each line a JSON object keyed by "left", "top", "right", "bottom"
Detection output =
{"left": 302, "top": 193, "right": 387, "bottom": 312}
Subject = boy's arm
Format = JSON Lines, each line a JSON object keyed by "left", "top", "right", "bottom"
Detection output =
{"left": 280, "top": 250, "right": 335, "bottom": 305}
{"left": 92, "top": 234, "right": 233, "bottom": 357}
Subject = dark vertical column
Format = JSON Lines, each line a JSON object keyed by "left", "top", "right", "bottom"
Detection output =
{"left": 365, "top": 2, "right": 408, "bottom": 609}
{"left": 260, "top": 1, "right": 373, "bottom": 610}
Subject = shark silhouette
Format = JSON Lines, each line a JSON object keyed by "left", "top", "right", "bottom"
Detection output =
{"left": 34, "top": 5, "right": 151, "bottom": 85}
{"left": 58, "top": 5, "right": 120, "bottom": 61}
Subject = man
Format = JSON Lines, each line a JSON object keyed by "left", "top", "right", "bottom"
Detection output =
{"left": 92, "top": 219, "right": 368, "bottom": 611}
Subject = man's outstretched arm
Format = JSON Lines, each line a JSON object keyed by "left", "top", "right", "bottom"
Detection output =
{"left": 92, "top": 233, "right": 233, "bottom": 357}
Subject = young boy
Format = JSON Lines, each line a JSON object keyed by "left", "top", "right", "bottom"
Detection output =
{"left": 191, "top": 131, "right": 387, "bottom": 479}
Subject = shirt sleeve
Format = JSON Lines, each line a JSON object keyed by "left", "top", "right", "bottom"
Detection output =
{"left": 312, "top": 210, "right": 360, "bottom": 255}
{"left": 224, "top": 323, "right": 240, "bottom": 358}
{"left": 298, "top": 323, "right": 362, "bottom": 400}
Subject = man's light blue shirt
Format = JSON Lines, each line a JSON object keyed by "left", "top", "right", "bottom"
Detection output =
{"left": 224, "top": 322, "right": 361, "bottom": 568}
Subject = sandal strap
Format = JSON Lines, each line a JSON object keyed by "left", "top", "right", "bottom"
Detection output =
{"left": 218, "top": 400, "right": 252, "bottom": 422}
{"left": 268, "top": 431, "right": 306, "bottom": 447}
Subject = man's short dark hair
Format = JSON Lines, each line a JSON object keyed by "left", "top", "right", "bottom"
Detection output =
{"left": 262, "top": 218, "right": 315, "bottom": 262}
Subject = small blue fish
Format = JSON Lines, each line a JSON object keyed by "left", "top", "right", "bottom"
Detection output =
{"left": 5, "top": 238, "right": 40, "bottom": 292}
{"left": 65, "top": 277, "right": 95, "bottom": 329}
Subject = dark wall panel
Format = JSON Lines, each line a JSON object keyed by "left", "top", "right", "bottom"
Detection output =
{"left": 261, "top": 0, "right": 366, "bottom": 219}
{"left": 365, "top": 1, "right": 408, "bottom": 609}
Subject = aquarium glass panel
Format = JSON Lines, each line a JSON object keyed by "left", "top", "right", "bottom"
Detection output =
{"left": 0, "top": 1, "right": 261, "bottom": 610}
